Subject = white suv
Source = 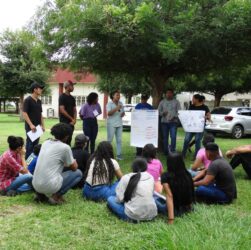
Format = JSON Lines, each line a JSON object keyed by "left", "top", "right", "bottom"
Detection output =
{"left": 205, "top": 107, "right": 251, "bottom": 139}
{"left": 122, "top": 104, "right": 136, "bottom": 129}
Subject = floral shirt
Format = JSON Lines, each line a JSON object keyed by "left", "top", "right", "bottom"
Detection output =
{"left": 0, "top": 150, "right": 23, "bottom": 190}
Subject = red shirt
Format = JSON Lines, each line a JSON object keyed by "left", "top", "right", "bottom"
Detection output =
{"left": 0, "top": 150, "right": 23, "bottom": 190}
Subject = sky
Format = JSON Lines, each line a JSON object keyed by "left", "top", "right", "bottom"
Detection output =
{"left": 0, "top": 0, "right": 45, "bottom": 33}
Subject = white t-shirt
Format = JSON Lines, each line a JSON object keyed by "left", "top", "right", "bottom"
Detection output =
{"left": 85, "top": 158, "right": 120, "bottom": 186}
{"left": 32, "top": 140, "right": 74, "bottom": 196}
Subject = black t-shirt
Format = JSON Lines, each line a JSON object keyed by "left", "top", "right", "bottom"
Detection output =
{"left": 71, "top": 147, "right": 90, "bottom": 173}
{"left": 207, "top": 157, "right": 237, "bottom": 200}
{"left": 161, "top": 172, "right": 194, "bottom": 213}
{"left": 189, "top": 104, "right": 210, "bottom": 114}
{"left": 23, "top": 96, "right": 42, "bottom": 131}
{"left": 59, "top": 93, "right": 76, "bottom": 124}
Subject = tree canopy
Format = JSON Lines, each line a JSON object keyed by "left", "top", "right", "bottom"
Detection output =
{"left": 35, "top": 0, "right": 251, "bottom": 106}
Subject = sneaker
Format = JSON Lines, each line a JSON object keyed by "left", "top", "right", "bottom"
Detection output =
{"left": 6, "top": 190, "right": 18, "bottom": 197}
{"left": 34, "top": 193, "right": 49, "bottom": 203}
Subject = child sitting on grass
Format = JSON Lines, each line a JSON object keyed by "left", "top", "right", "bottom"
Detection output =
{"left": 107, "top": 157, "right": 157, "bottom": 222}
{"left": 27, "top": 144, "right": 41, "bottom": 175}
{"left": 142, "top": 144, "right": 163, "bottom": 193}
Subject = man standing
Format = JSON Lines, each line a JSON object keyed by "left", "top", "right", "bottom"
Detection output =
{"left": 59, "top": 80, "right": 77, "bottom": 145}
{"left": 23, "top": 82, "right": 45, "bottom": 159}
{"left": 135, "top": 94, "right": 153, "bottom": 156}
{"left": 194, "top": 143, "right": 237, "bottom": 204}
{"left": 158, "top": 89, "right": 181, "bottom": 155}
{"left": 182, "top": 94, "right": 210, "bottom": 158}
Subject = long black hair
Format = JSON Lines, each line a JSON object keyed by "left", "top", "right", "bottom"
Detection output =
{"left": 87, "top": 92, "right": 98, "bottom": 105}
{"left": 85, "top": 141, "right": 115, "bottom": 184}
{"left": 7, "top": 136, "right": 24, "bottom": 150}
{"left": 166, "top": 152, "right": 194, "bottom": 207}
{"left": 124, "top": 158, "right": 147, "bottom": 202}
{"left": 142, "top": 144, "right": 157, "bottom": 163}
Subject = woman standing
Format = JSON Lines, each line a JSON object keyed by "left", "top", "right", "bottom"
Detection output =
{"left": 79, "top": 92, "right": 102, "bottom": 154}
{"left": 106, "top": 90, "right": 125, "bottom": 160}
{"left": 0, "top": 136, "right": 33, "bottom": 196}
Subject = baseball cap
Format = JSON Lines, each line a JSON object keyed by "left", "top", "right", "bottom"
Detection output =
{"left": 30, "top": 82, "right": 44, "bottom": 92}
{"left": 63, "top": 80, "right": 76, "bottom": 88}
{"left": 75, "top": 134, "right": 89, "bottom": 145}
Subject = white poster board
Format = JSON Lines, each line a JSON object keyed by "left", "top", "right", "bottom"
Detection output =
{"left": 178, "top": 110, "right": 205, "bottom": 133}
{"left": 130, "top": 110, "right": 159, "bottom": 148}
{"left": 27, "top": 125, "right": 44, "bottom": 142}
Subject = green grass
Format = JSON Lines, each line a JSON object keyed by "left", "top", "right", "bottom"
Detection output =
{"left": 0, "top": 114, "right": 251, "bottom": 250}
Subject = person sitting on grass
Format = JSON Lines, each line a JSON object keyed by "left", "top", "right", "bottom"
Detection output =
{"left": 0, "top": 136, "right": 33, "bottom": 196}
{"left": 194, "top": 143, "right": 237, "bottom": 204}
{"left": 70, "top": 134, "right": 90, "bottom": 188}
{"left": 26, "top": 144, "right": 42, "bottom": 175}
{"left": 226, "top": 144, "right": 251, "bottom": 179}
{"left": 32, "top": 123, "right": 82, "bottom": 205}
{"left": 142, "top": 143, "right": 163, "bottom": 193}
{"left": 154, "top": 152, "right": 194, "bottom": 224}
{"left": 83, "top": 141, "right": 123, "bottom": 201}
{"left": 190, "top": 133, "right": 222, "bottom": 180}
{"left": 107, "top": 157, "right": 157, "bottom": 222}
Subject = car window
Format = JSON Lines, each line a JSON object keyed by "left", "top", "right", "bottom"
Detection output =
{"left": 237, "top": 108, "right": 251, "bottom": 116}
{"left": 211, "top": 107, "right": 232, "bottom": 115}
{"left": 124, "top": 106, "right": 135, "bottom": 112}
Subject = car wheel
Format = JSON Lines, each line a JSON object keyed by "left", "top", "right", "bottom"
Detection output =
{"left": 232, "top": 125, "right": 243, "bottom": 139}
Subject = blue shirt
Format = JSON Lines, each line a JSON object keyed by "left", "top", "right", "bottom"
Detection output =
{"left": 135, "top": 103, "right": 153, "bottom": 110}
{"left": 27, "top": 156, "right": 38, "bottom": 175}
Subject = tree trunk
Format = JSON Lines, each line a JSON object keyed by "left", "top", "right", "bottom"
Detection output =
{"left": 15, "top": 101, "right": 19, "bottom": 114}
{"left": 127, "top": 95, "right": 132, "bottom": 104}
{"left": 3, "top": 100, "right": 6, "bottom": 112}
{"left": 214, "top": 93, "right": 224, "bottom": 107}
{"left": 19, "top": 95, "right": 24, "bottom": 121}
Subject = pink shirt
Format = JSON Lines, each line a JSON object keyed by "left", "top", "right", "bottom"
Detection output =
{"left": 146, "top": 159, "right": 163, "bottom": 182}
{"left": 196, "top": 148, "right": 222, "bottom": 169}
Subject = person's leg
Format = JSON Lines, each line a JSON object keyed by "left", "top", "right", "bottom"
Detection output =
{"left": 115, "top": 126, "right": 123, "bottom": 158}
{"left": 230, "top": 155, "right": 242, "bottom": 169}
{"left": 195, "top": 185, "right": 229, "bottom": 204}
{"left": 57, "top": 170, "right": 82, "bottom": 195}
{"left": 194, "top": 132, "right": 203, "bottom": 158}
{"left": 182, "top": 132, "right": 194, "bottom": 157}
{"left": 107, "top": 196, "right": 129, "bottom": 220}
{"left": 169, "top": 122, "right": 177, "bottom": 152}
{"left": 231, "top": 153, "right": 251, "bottom": 179}
{"left": 66, "top": 124, "right": 74, "bottom": 146}
{"left": 161, "top": 123, "right": 169, "bottom": 155}
{"left": 83, "top": 119, "right": 91, "bottom": 152}
{"left": 6, "top": 174, "right": 33, "bottom": 192}
{"left": 107, "top": 125, "right": 115, "bottom": 143}
{"left": 153, "top": 194, "right": 167, "bottom": 214}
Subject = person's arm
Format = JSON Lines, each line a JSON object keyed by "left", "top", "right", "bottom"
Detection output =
{"left": 226, "top": 145, "right": 251, "bottom": 158}
{"left": 107, "top": 103, "right": 121, "bottom": 116}
{"left": 163, "top": 183, "right": 175, "bottom": 224}
{"left": 59, "top": 105, "right": 74, "bottom": 122}
{"left": 115, "top": 169, "right": 123, "bottom": 180}
{"left": 158, "top": 101, "right": 166, "bottom": 116}
{"left": 41, "top": 116, "right": 45, "bottom": 131}
{"left": 69, "top": 160, "right": 78, "bottom": 171}
{"left": 194, "top": 174, "right": 215, "bottom": 187}
{"left": 79, "top": 105, "right": 84, "bottom": 120}
{"left": 116, "top": 175, "right": 128, "bottom": 202}
{"left": 191, "top": 157, "right": 204, "bottom": 171}
{"left": 193, "top": 169, "right": 206, "bottom": 182}
{"left": 98, "top": 103, "right": 102, "bottom": 115}
{"left": 22, "top": 112, "right": 36, "bottom": 132}
{"left": 70, "top": 106, "right": 77, "bottom": 125}
{"left": 206, "top": 111, "right": 211, "bottom": 122}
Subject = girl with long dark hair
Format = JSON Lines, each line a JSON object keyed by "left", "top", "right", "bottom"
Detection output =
{"left": 0, "top": 136, "right": 33, "bottom": 196}
{"left": 83, "top": 141, "right": 123, "bottom": 201}
{"left": 79, "top": 92, "right": 102, "bottom": 154}
{"left": 107, "top": 158, "right": 157, "bottom": 222}
{"left": 155, "top": 152, "right": 194, "bottom": 224}
{"left": 142, "top": 144, "right": 163, "bottom": 193}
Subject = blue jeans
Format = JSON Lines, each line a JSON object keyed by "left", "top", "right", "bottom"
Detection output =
{"left": 25, "top": 134, "right": 39, "bottom": 160}
{"left": 6, "top": 174, "right": 33, "bottom": 193}
{"left": 83, "top": 181, "right": 119, "bottom": 201}
{"left": 107, "top": 196, "right": 130, "bottom": 220}
{"left": 182, "top": 132, "right": 203, "bottom": 158}
{"left": 107, "top": 125, "right": 122, "bottom": 157}
{"left": 195, "top": 184, "right": 230, "bottom": 204}
{"left": 161, "top": 122, "right": 177, "bottom": 154}
{"left": 83, "top": 118, "right": 98, "bottom": 154}
{"left": 57, "top": 170, "right": 82, "bottom": 195}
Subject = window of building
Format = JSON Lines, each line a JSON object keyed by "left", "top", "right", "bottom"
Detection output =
{"left": 41, "top": 96, "right": 52, "bottom": 105}
{"left": 73, "top": 96, "right": 86, "bottom": 106}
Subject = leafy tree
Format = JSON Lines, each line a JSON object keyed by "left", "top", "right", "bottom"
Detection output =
{"left": 97, "top": 73, "right": 151, "bottom": 103}
{"left": 35, "top": 0, "right": 251, "bottom": 107}
{"left": 0, "top": 30, "right": 50, "bottom": 114}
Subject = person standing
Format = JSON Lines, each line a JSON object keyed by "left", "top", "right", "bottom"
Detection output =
{"left": 135, "top": 94, "right": 153, "bottom": 156}
{"left": 182, "top": 94, "right": 211, "bottom": 158}
{"left": 59, "top": 80, "right": 77, "bottom": 145}
{"left": 158, "top": 89, "right": 181, "bottom": 155}
{"left": 23, "top": 82, "right": 45, "bottom": 159}
{"left": 79, "top": 92, "right": 102, "bottom": 154}
{"left": 106, "top": 90, "right": 125, "bottom": 160}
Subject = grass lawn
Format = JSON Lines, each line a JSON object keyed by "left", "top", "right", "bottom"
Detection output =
{"left": 0, "top": 113, "right": 251, "bottom": 250}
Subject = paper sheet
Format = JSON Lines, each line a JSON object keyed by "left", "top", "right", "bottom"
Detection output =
{"left": 27, "top": 125, "right": 44, "bottom": 142}
{"left": 93, "top": 109, "right": 99, "bottom": 117}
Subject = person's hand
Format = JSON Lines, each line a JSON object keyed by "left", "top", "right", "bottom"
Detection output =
{"left": 20, "top": 147, "right": 26, "bottom": 156}
{"left": 70, "top": 118, "right": 76, "bottom": 125}
{"left": 117, "top": 104, "right": 122, "bottom": 111}
{"left": 30, "top": 124, "right": 36, "bottom": 132}
{"left": 226, "top": 150, "right": 233, "bottom": 158}
{"left": 120, "top": 112, "right": 125, "bottom": 118}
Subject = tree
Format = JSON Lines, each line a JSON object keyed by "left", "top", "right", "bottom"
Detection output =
{"left": 177, "top": 66, "right": 251, "bottom": 107}
{"left": 97, "top": 73, "right": 151, "bottom": 103}
{"left": 0, "top": 29, "right": 50, "bottom": 115}
{"left": 35, "top": 0, "right": 251, "bottom": 107}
